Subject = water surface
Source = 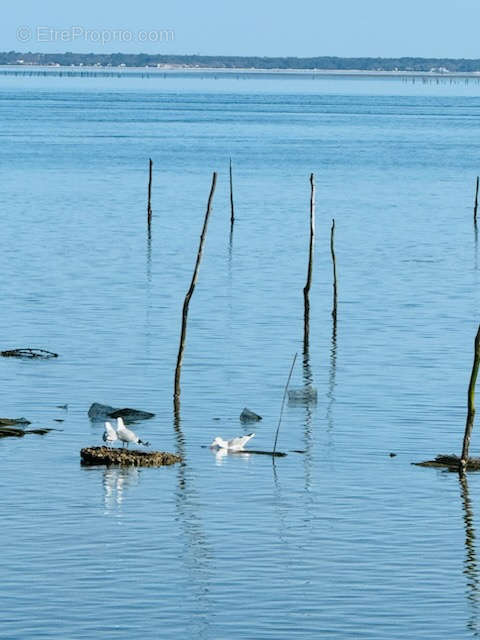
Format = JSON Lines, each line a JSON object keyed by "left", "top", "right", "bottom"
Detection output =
{"left": 1, "top": 72, "right": 480, "bottom": 639}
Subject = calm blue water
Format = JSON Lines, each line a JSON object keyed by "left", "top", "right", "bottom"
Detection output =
{"left": 1, "top": 72, "right": 480, "bottom": 638}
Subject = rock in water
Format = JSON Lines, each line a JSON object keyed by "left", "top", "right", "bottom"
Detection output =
{"left": 0, "top": 417, "right": 31, "bottom": 426}
{"left": 287, "top": 386, "right": 318, "bottom": 405}
{"left": 240, "top": 408, "right": 262, "bottom": 423}
{"left": 80, "top": 446, "right": 182, "bottom": 467}
{"left": 88, "top": 403, "right": 155, "bottom": 423}
{"left": 109, "top": 408, "right": 155, "bottom": 422}
{"left": 88, "top": 403, "right": 117, "bottom": 420}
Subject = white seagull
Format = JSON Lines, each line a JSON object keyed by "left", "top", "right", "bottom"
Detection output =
{"left": 209, "top": 433, "right": 255, "bottom": 451}
{"left": 116, "top": 417, "right": 150, "bottom": 448}
{"left": 103, "top": 421, "right": 118, "bottom": 446}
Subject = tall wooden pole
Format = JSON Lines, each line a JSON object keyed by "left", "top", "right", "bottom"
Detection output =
{"left": 461, "top": 324, "right": 480, "bottom": 467}
{"left": 174, "top": 172, "right": 217, "bottom": 402}
{"left": 474, "top": 176, "right": 479, "bottom": 227}
{"left": 229, "top": 157, "right": 235, "bottom": 225}
{"left": 330, "top": 218, "right": 338, "bottom": 325}
{"left": 303, "top": 173, "right": 315, "bottom": 352}
{"left": 147, "top": 158, "right": 153, "bottom": 231}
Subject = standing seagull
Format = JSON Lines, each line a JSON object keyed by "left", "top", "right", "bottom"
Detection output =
{"left": 116, "top": 417, "right": 150, "bottom": 448}
{"left": 103, "top": 421, "right": 118, "bottom": 447}
{"left": 210, "top": 433, "right": 255, "bottom": 451}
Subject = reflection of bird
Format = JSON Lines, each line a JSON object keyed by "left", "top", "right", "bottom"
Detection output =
{"left": 116, "top": 417, "right": 150, "bottom": 448}
{"left": 210, "top": 433, "right": 255, "bottom": 451}
{"left": 103, "top": 421, "right": 118, "bottom": 446}
{"left": 103, "top": 467, "right": 140, "bottom": 509}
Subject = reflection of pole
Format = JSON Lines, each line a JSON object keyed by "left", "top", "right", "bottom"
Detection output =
{"left": 459, "top": 473, "right": 480, "bottom": 636}
{"left": 326, "top": 319, "right": 337, "bottom": 433}
{"left": 461, "top": 324, "right": 480, "bottom": 469}
{"left": 173, "top": 400, "right": 186, "bottom": 488}
{"left": 173, "top": 407, "right": 212, "bottom": 637}
{"left": 174, "top": 172, "right": 217, "bottom": 403}
{"left": 303, "top": 174, "right": 315, "bottom": 353}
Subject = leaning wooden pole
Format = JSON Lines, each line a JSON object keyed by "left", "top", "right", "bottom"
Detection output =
{"left": 229, "top": 157, "right": 235, "bottom": 225}
{"left": 174, "top": 172, "right": 217, "bottom": 402}
{"left": 461, "top": 324, "right": 480, "bottom": 468}
{"left": 303, "top": 173, "right": 315, "bottom": 352}
{"left": 147, "top": 158, "right": 153, "bottom": 231}
{"left": 330, "top": 219, "right": 338, "bottom": 325}
{"left": 475, "top": 176, "right": 479, "bottom": 226}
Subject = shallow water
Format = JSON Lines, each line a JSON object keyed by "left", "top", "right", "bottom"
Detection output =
{"left": 1, "top": 72, "right": 480, "bottom": 638}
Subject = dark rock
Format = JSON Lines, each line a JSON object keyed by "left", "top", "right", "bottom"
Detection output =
{"left": 1, "top": 348, "right": 58, "bottom": 359}
{"left": 88, "top": 403, "right": 117, "bottom": 420}
{"left": 413, "top": 454, "right": 480, "bottom": 471}
{"left": 80, "top": 446, "right": 182, "bottom": 467}
{"left": 88, "top": 402, "right": 155, "bottom": 423}
{"left": 0, "top": 425, "right": 53, "bottom": 438}
{"left": 109, "top": 408, "right": 155, "bottom": 422}
{"left": 25, "top": 428, "right": 53, "bottom": 435}
{"left": 0, "top": 417, "right": 30, "bottom": 426}
{"left": 0, "top": 426, "right": 25, "bottom": 438}
{"left": 240, "top": 408, "right": 262, "bottom": 423}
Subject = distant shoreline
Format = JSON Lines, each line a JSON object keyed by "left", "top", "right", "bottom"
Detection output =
{"left": 2, "top": 52, "right": 480, "bottom": 74}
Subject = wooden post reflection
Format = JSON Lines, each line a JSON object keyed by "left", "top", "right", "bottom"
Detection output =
{"left": 459, "top": 473, "right": 480, "bottom": 636}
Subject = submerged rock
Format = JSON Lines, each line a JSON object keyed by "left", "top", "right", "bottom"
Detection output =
{"left": 1, "top": 348, "right": 58, "bottom": 359}
{"left": 109, "top": 408, "right": 155, "bottom": 422}
{"left": 287, "top": 386, "right": 318, "bottom": 405}
{"left": 88, "top": 402, "right": 155, "bottom": 423}
{"left": 87, "top": 403, "right": 117, "bottom": 420}
{"left": 80, "top": 446, "right": 182, "bottom": 467}
{"left": 240, "top": 408, "right": 262, "bottom": 423}
{"left": 0, "top": 426, "right": 53, "bottom": 438}
{"left": 0, "top": 426, "right": 25, "bottom": 438}
{"left": 0, "top": 417, "right": 30, "bottom": 426}
{"left": 413, "top": 454, "right": 480, "bottom": 471}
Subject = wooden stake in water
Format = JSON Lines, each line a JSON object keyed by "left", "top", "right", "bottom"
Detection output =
{"left": 330, "top": 218, "right": 338, "bottom": 324}
{"left": 229, "top": 157, "right": 235, "bottom": 225}
{"left": 475, "top": 176, "right": 479, "bottom": 226}
{"left": 303, "top": 173, "right": 315, "bottom": 351}
{"left": 147, "top": 158, "right": 153, "bottom": 231}
{"left": 174, "top": 172, "right": 217, "bottom": 402}
{"left": 461, "top": 324, "right": 480, "bottom": 468}
{"left": 273, "top": 353, "right": 298, "bottom": 455}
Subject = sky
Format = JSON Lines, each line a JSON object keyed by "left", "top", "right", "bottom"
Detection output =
{"left": 4, "top": 0, "right": 480, "bottom": 58}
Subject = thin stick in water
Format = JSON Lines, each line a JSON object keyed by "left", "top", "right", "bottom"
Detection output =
{"left": 273, "top": 353, "right": 298, "bottom": 455}
{"left": 461, "top": 324, "right": 480, "bottom": 468}
{"left": 475, "top": 176, "right": 479, "bottom": 226}
{"left": 330, "top": 218, "right": 338, "bottom": 324}
{"left": 174, "top": 172, "right": 217, "bottom": 401}
{"left": 229, "top": 157, "right": 235, "bottom": 225}
{"left": 147, "top": 158, "right": 153, "bottom": 230}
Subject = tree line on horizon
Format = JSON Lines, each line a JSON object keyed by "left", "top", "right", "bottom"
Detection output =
{"left": 3, "top": 51, "right": 480, "bottom": 72}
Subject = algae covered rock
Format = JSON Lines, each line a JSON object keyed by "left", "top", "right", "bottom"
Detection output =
{"left": 80, "top": 446, "right": 182, "bottom": 467}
